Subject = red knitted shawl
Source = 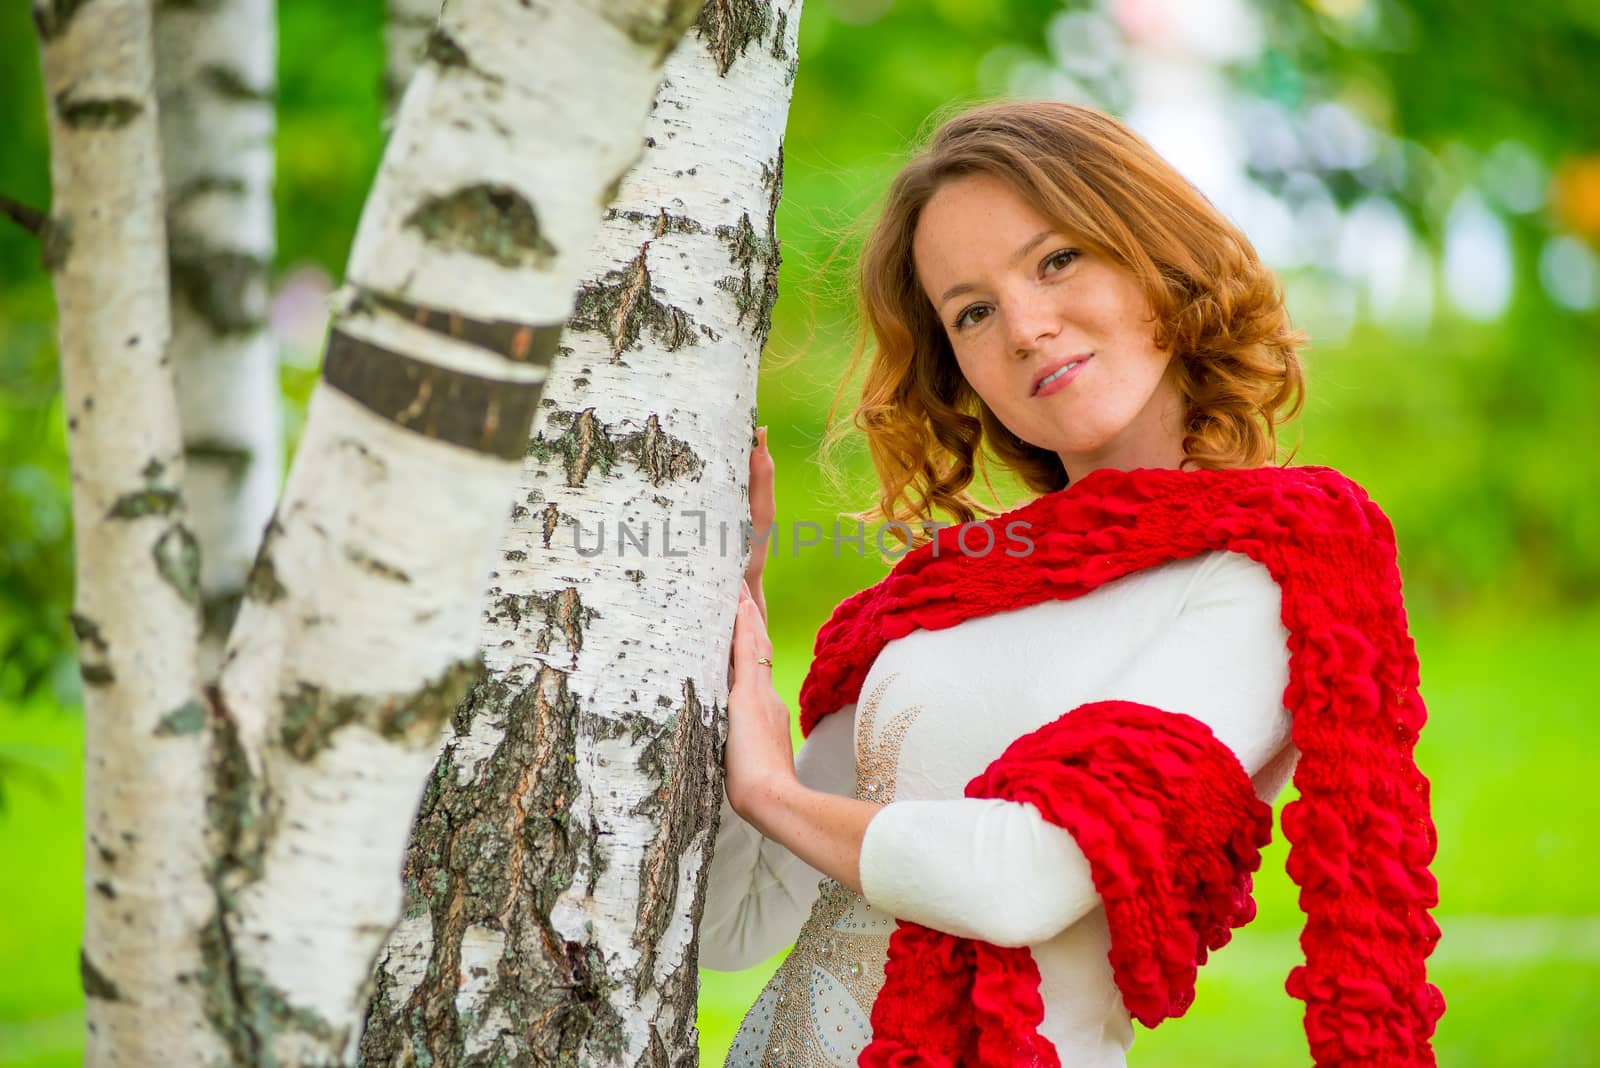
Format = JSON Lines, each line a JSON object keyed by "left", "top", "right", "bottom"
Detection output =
{"left": 796, "top": 464, "right": 1444, "bottom": 1066}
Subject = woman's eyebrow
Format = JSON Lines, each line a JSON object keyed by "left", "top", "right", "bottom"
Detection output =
{"left": 937, "top": 229, "right": 1056, "bottom": 306}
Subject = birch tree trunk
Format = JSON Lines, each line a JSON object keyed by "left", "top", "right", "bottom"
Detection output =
{"left": 358, "top": 3, "right": 802, "bottom": 1064}
{"left": 32, "top": 0, "right": 223, "bottom": 1061}
{"left": 153, "top": 0, "right": 282, "bottom": 684}
{"left": 207, "top": 1, "right": 706, "bottom": 1063}
{"left": 382, "top": 0, "right": 439, "bottom": 122}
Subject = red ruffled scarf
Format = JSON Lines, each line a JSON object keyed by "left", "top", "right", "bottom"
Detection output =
{"left": 797, "top": 465, "right": 1444, "bottom": 1066}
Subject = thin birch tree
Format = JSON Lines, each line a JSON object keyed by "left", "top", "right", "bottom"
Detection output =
{"left": 152, "top": 0, "right": 282, "bottom": 683}
{"left": 30, "top": 0, "right": 706, "bottom": 1063}
{"left": 33, "top": 0, "right": 218, "bottom": 1061}
{"left": 358, "top": 2, "right": 803, "bottom": 1063}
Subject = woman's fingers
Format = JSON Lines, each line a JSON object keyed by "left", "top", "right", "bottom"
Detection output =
{"left": 749, "top": 426, "right": 775, "bottom": 525}
{"left": 732, "top": 581, "right": 774, "bottom": 681}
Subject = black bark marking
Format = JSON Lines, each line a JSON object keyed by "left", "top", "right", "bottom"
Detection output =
{"left": 70, "top": 612, "right": 107, "bottom": 652}
{"left": 627, "top": 412, "right": 705, "bottom": 487}
{"left": 629, "top": 678, "right": 717, "bottom": 996}
{"left": 169, "top": 244, "right": 269, "bottom": 334}
{"left": 715, "top": 208, "right": 782, "bottom": 344}
{"left": 343, "top": 543, "right": 412, "bottom": 584}
{"left": 321, "top": 327, "right": 547, "bottom": 460}
{"left": 569, "top": 242, "right": 700, "bottom": 360}
{"left": 355, "top": 286, "right": 564, "bottom": 367}
{"left": 770, "top": 7, "right": 788, "bottom": 61}
{"left": 696, "top": 0, "right": 772, "bottom": 76}
{"left": 360, "top": 666, "right": 615, "bottom": 1064}
{"left": 54, "top": 90, "right": 143, "bottom": 129}
{"left": 764, "top": 140, "right": 785, "bottom": 234}
{"left": 202, "top": 589, "right": 242, "bottom": 641}
{"left": 425, "top": 26, "right": 468, "bottom": 68}
{"left": 486, "top": 585, "right": 598, "bottom": 657}
{"left": 528, "top": 408, "right": 617, "bottom": 487}
{"left": 107, "top": 488, "right": 179, "bottom": 519}
{"left": 153, "top": 523, "right": 202, "bottom": 605}
{"left": 605, "top": 207, "right": 705, "bottom": 235}
{"left": 185, "top": 439, "right": 254, "bottom": 479}
{"left": 80, "top": 950, "right": 122, "bottom": 1001}
{"left": 541, "top": 500, "right": 561, "bottom": 550}
{"left": 170, "top": 175, "right": 246, "bottom": 212}
{"left": 195, "top": 686, "right": 269, "bottom": 1066}
{"left": 204, "top": 685, "right": 263, "bottom": 878}
{"left": 243, "top": 515, "right": 287, "bottom": 605}
{"left": 244, "top": 547, "right": 286, "bottom": 605}
{"left": 196, "top": 912, "right": 258, "bottom": 1066}
{"left": 197, "top": 912, "right": 341, "bottom": 1063}
{"left": 528, "top": 408, "right": 704, "bottom": 488}
{"left": 404, "top": 183, "right": 557, "bottom": 268}
{"left": 80, "top": 663, "right": 115, "bottom": 687}
{"left": 278, "top": 656, "right": 481, "bottom": 761}
{"left": 198, "top": 65, "right": 274, "bottom": 103}
{"left": 155, "top": 698, "right": 207, "bottom": 736}
{"left": 33, "top": 0, "right": 89, "bottom": 41}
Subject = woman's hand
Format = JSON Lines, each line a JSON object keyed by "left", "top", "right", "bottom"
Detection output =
{"left": 745, "top": 427, "right": 773, "bottom": 627}
{"left": 724, "top": 580, "right": 881, "bottom": 896}
{"left": 725, "top": 577, "right": 796, "bottom": 826}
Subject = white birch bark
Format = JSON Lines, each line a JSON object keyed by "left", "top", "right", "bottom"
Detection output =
{"left": 382, "top": 0, "right": 440, "bottom": 121}
{"left": 211, "top": 0, "right": 705, "bottom": 1063}
{"left": 359, "top": 3, "right": 803, "bottom": 1064}
{"left": 153, "top": 0, "right": 282, "bottom": 684}
{"left": 32, "top": 0, "right": 223, "bottom": 1063}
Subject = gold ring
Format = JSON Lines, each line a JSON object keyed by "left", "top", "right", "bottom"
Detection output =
{"left": 756, "top": 657, "right": 773, "bottom": 667}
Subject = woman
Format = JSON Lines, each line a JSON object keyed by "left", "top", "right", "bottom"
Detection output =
{"left": 703, "top": 101, "right": 1442, "bottom": 1067}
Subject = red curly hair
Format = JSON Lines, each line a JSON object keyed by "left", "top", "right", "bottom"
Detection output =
{"left": 820, "top": 100, "right": 1306, "bottom": 552}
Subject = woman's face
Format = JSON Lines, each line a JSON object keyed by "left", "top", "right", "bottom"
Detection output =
{"left": 911, "top": 173, "right": 1187, "bottom": 481}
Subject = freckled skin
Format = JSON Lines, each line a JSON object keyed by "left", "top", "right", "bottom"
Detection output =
{"left": 912, "top": 174, "right": 1189, "bottom": 482}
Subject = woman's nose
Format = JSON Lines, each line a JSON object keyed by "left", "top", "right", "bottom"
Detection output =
{"left": 1005, "top": 298, "right": 1060, "bottom": 354}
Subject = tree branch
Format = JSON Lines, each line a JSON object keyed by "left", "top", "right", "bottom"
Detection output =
{"left": 0, "top": 192, "right": 47, "bottom": 239}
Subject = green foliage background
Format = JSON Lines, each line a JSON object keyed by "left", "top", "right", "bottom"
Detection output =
{"left": 2, "top": 1, "right": 1597, "bottom": 1064}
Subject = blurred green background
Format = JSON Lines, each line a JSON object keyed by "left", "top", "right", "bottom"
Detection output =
{"left": 3, "top": 0, "right": 1598, "bottom": 1064}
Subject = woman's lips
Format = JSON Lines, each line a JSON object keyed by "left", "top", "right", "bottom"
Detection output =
{"left": 1033, "top": 354, "right": 1092, "bottom": 398}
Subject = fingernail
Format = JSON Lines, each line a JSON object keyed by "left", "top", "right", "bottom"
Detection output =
{"left": 757, "top": 426, "right": 768, "bottom": 449}
{"left": 740, "top": 578, "right": 751, "bottom": 598}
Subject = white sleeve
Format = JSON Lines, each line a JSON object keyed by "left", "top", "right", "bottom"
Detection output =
{"left": 857, "top": 550, "right": 1294, "bottom": 948}
{"left": 697, "top": 703, "right": 858, "bottom": 971}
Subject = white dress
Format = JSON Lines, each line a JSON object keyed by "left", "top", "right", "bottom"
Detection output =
{"left": 699, "top": 549, "right": 1299, "bottom": 1067}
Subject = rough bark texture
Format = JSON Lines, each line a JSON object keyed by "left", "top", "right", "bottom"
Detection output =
{"left": 153, "top": 0, "right": 282, "bottom": 684}
{"left": 358, "top": 3, "right": 801, "bottom": 1065}
{"left": 33, "top": 0, "right": 223, "bottom": 1062}
{"left": 203, "top": 0, "right": 706, "bottom": 1063}
{"left": 383, "top": 0, "right": 439, "bottom": 121}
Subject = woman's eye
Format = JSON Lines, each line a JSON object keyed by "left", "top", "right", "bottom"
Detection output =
{"left": 954, "top": 305, "right": 991, "bottom": 330}
{"left": 1043, "top": 248, "right": 1079, "bottom": 274}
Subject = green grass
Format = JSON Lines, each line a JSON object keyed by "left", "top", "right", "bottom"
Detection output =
{"left": 4, "top": 607, "right": 1596, "bottom": 1065}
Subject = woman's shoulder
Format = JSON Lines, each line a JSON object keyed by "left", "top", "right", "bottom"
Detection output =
{"left": 1178, "top": 548, "right": 1283, "bottom": 614}
{"left": 1246, "top": 463, "right": 1385, "bottom": 511}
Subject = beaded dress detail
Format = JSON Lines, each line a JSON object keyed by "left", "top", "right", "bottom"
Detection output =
{"left": 725, "top": 674, "right": 921, "bottom": 1067}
